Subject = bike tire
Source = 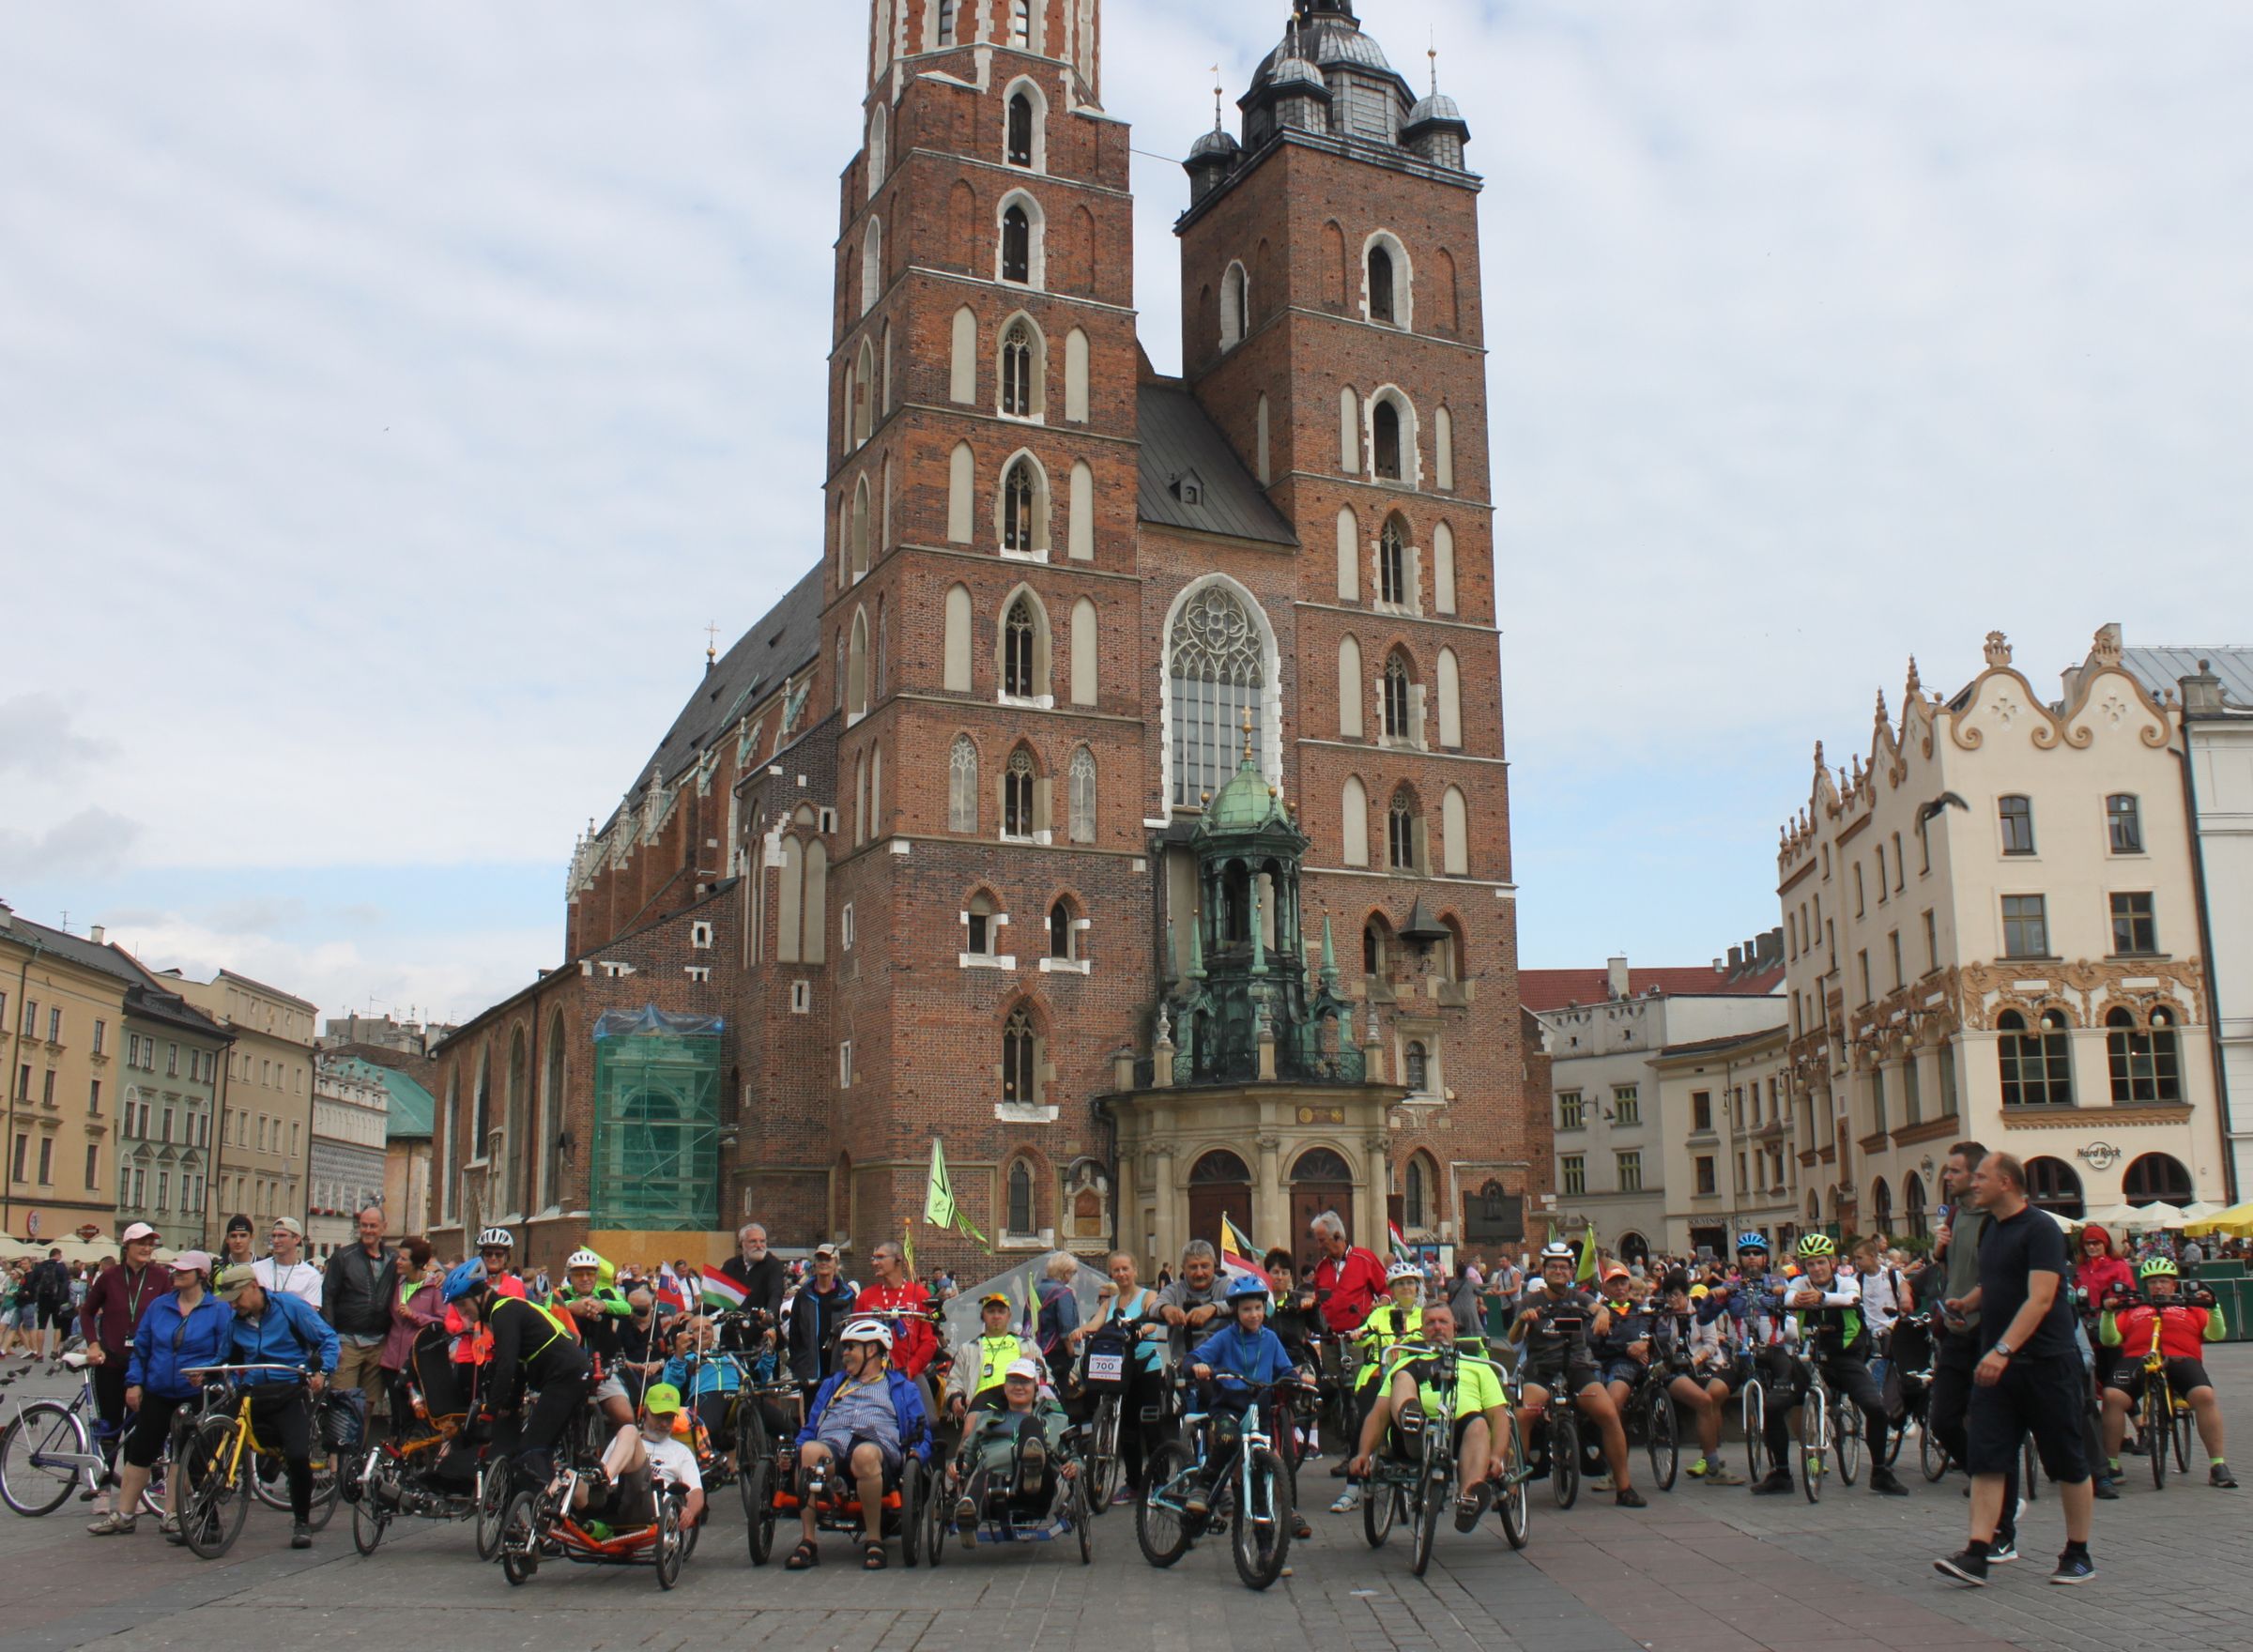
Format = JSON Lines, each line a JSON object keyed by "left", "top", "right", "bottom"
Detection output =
{"left": 350, "top": 1461, "right": 393, "bottom": 1556}
{"left": 1085, "top": 1400, "right": 1120, "bottom": 1514}
{"left": 1648, "top": 1392, "right": 1678, "bottom": 1492}
{"left": 1135, "top": 1443, "right": 1195, "bottom": 1568}
{"left": 2146, "top": 1384, "right": 2168, "bottom": 1491}
{"left": 1495, "top": 1412, "right": 1530, "bottom": 1551}
{"left": 743, "top": 1455, "right": 777, "bottom": 1565}
{"left": 475, "top": 1461, "right": 512, "bottom": 1561}
{"left": 1741, "top": 1383, "right": 1767, "bottom": 1485}
{"left": 1801, "top": 1392, "right": 1825, "bottom": 1505}
{"left": 2172, "top": 1401, "right": 2193, "bottom": 1476}
{"left": 654, "top": 1496, "right": 683, "bottom": 1590}
{"left": 1231, "top": 1446, "right": 1291, "bottom": 1592}
{"left": 498, "top": 1490, "right": 542, "bottom": 1585}
{"left": 1920, "top": 1421, "right": 1949, "bottom": 1482}
{"left": 923, "top": 1461, "right": 947, "bottom": 1569}
{"left": 1407, "top": 1464, "right": 1442, "bottom": 1579}
{"left": 1836, "top": 1391, "right": 1861, "bottom": 1488}
{"left": 898, "top": 1456, "right": 925, "bottom": 1569}
{"left": 0, "top": 1401, "right": 87, "bottom": 1517}
{"left": 1362, "top": 1476, "right": 1397, "bottom": 1547}
{"left": 1882, "top": 1420, "right": 1907, "bottom": 1468}
{"left": 1552, "top": 1412, "right": 1580, "bottom": 1511}
{"left": 181, "top": 1416, "right": 251, "bottom": 1561}
{"left": 140, "top": 1452, "right": 170, "bottom": 1519}
{"left": 250, "top": 1451, "right": 291, "bottom": 1513}
{"left": 304, "top": 1451, "right": 342, "bottom": 1531}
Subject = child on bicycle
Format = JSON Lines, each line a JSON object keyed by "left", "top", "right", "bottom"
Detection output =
{"left": 1183, "top": 1276, "right": 1296, "bottom": 1518}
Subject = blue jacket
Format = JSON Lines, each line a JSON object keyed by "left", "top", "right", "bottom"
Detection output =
{"left": 796, "top": 1365, "right": 930, "bottom": 1463}
{"left": 661, "top": 1349, "right": 746, "bottom": 1400}
{"left": 226, "top": 1287, "right": 340, "bottom": 1385}
{"left": 126, "top": 1292, "right": 237, "bottom": 1400}
{"left": 1189, "top": 1323, "right": 1295, "bottom": 1396}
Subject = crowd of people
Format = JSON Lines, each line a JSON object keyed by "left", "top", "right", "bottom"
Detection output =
{"left": 12, "top": 1161, "right": 2238, "bottom": 1588}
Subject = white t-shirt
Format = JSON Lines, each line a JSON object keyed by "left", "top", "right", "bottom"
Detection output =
{"left": 1857, "top": 1265, "right": 1905, "bottom": 1338}
{"left": 642, "top": 1432, "right": 703, "bottom": 1492}
{"left": 254, "top": 1255, "right": 325, "bottom": 1314}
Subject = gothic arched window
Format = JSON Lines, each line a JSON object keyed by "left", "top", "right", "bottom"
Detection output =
{"left": 1370, "top": 245, "right": 1396, "bottom": 324}
{"left": 1379, "top": 517, "right": 1407, "bottom": 604}
{"left": 948, "top": 736, "right": 979, "bottom": 833}
{"left": 1004, "top": 597, "right": 1036, "bottom": 696}
{"left": 1001, "top": 319, "right": 1035, "bottom": 417}
{"left": 1068, "top": 745, "right": 1096, "bottom": 844}
{"left": 1383, "top": 651, "right": 1411, "bottom": 738}
{"left": 1002, "top": 458, "right": 1036, "bottom": 554}
{"left": 1168, "top": 584, "right": 1265, "bottom": 807}
{"left": 1404, "top": 1041, "right": 1429, "bottom": 1094}
{"left": 1009, "top": 0, "right": 1031, "bottom": 48}
{"left": 938, "top": 0, "right": 957, "bottom": 48}
{"left": 1049, "top": 899, "right": 1073, "bottom": 959}
{"left": 1372, "top": 397, "right": 1402, "bottom": 481}
{"left": 1387, "top": 788, "right": 1418, "bottom": 871}
{"left": 1003, "top": 1006, "right": 1037, "bottom": 1107}
{"left": 1404, "top": 1154, "right": 1425, "bottom": 1224}
{"left": 1004, "top": 747, "right": 1035, "bottom": 837}
{"left": 1006, "top": 1158, "right": 1034, "bottom": 1233}
{"left": 1007, "top": 92, "right": 1035, "bottom": 168}
{"left": 1001, "top": 204, "right": 1032, "bottom": 284}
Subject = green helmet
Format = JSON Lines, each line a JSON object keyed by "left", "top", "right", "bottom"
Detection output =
{"left": 2138, "top": 1257, "right": 2180, "bottom": 1281}
{"left": 1796, "top": 1233, "right": 1836, "bottom": 1260}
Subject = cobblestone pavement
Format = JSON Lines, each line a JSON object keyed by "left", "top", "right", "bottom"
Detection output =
{"left": 1, "top": 1348, "right": 2245, "bottom": 1652}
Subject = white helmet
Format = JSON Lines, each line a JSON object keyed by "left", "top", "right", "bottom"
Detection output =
{"left": 840, "top": 1317, "right": 894, "bottom": 1352}
{"left": 565, "top": 1249, "right": 601, "bottom": 1272}
{"left": 1387, "top": 1260, "right": 1424, "bottom": 1285}
{"left": 477, "top": 1228, "right": 515, "bottom": 1251}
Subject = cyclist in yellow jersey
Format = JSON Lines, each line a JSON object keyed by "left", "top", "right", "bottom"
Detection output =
{"left": 1346, "top": 1302, "right": 1512, "bottom": 1529}
{"left": 1331, "top": 1261, "right": 1425, "bottom": 1513}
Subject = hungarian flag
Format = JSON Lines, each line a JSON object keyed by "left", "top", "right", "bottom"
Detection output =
{"left": 700, "top": 1271, "right": 749, "bottom": 1314}
{"left": 1387, "top": 1218, "right": 1410, "bottom": 1258}
{"left": 1220, "top": 1214, "right": 1269, "bottom": 1288}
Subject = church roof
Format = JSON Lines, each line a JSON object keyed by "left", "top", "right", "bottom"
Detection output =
{"left": 1135, "top": 382, "right": 1297, "bottom": 547}
{"left": 625, "top": 564, "right": 825, "bottom": 801}
{"left": 331, "top": 1054, "right": 437, "bottom": 1140}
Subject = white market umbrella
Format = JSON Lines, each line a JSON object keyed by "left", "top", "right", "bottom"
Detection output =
{"left": 2130, "top": 1202, "right": 2189, "bottom": 1231}
{"left": 2176, "top": 1201, "right": 2226, "bottom": 1223}
{"left": 2040, "top": 1208, "right": 2082, "bottom": 1232}
{"left": 2079, "top": 1202, "right": 2144, "bottom": 1229}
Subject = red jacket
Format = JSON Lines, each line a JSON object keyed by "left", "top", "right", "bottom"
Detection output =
{"left": 79, "top": 1262, "right": 173, "bottom": 1356}
{"left": 2074, "top": 1227, "right": 2136, "bottom": 1306}
{"left": 2110, "top": 1301, "right": 2213, "bottom": 1361}
{"left": 1312, "top": 1247, "right": 1387, "bottom": 1336}
{"left": 854, "top": 1280, "right": 937, "bottom": 1378}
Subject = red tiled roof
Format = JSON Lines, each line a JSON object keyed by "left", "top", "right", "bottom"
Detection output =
{"left": 1518, "top": 964, "right": 1786, "bottom": 1015}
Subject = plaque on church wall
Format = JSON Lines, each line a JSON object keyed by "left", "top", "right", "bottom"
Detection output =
{"left": 1295, "top": 1106, "right": 1344, "bottom": 1125}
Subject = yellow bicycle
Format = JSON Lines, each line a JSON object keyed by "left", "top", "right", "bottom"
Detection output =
{"left": 176, "top": 1365, "right": 340, "bottom": 1558}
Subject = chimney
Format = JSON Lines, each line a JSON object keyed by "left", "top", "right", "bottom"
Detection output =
{"left": 1727, "top": 944, "right": 1743, "bottom": 971}
{"left": 0, "top": 900, "right": 12, "bottom": 930}
{"left": 1606, "top": 955, "right": 1629, "bottom": 1000}
{"left": 2182, "top": 660, "right": 2227, "bottom": 717}
{"left": 90, "top": 925, "right": 105, "bottom": 945}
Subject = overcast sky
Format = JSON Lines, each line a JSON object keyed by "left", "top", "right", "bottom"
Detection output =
{"left": 5, "top": 1, "right": 2249, "bottom": 1024}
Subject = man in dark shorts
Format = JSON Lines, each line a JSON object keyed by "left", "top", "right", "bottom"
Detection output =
{"left": 1934, "top": 1152, "right": 2096, "bottom": 1588}
{"left": 1508, "top": 1243, "right": 1643, "bottom": 1507}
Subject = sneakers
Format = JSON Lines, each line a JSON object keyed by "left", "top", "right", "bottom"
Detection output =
{"left": 290, "top": 1522, "right": 313, "bottom": 1550}
{"left": 1614, "top": 1487, "right": 1647, "bottom": 1509}
{"left": 2049, "top": 1548, "right": 2096, "bottom": 1585}
{"left": 957, "top": 1495, "right": 979, "bottom": 1551}
{"left": 1986, "top": 1537, "right": 2019, "bottom": 1565}
{"left": 1751, "top": 1469, "right": 1796, "bottom": 1496}
{"left": 84, "top": 1511, "right": 135, "bottom": 1537}
{"left": 1111, "top": 1486, "right": 1136, "bottom": 1507}
{"left": 1702, "top": 1465, "right": 1746, "bottom": 1487}
{"left": 1185, "top": 1485, "right": 1212, "bottom": 1519}
{"left": 1686, "top": 1457, "right": 1710, "bottom": 1478}
{"left": 1869, "top": 1465, "right": 1908, "bottom": 1497}
{"left": 1934, "top": 1545, "right": 1990, "bottom": 1587}
{"left": 2092, "top": 1476, "right": 2119, "bottom": 1501}
{"left": 2211, "top": 1461, "right": 2239, "bottom": 1489}
{"left": 1328, "top": 1486, "right": 1361, "bottom": 1513}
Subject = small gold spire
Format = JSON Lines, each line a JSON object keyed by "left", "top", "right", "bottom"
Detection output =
{"left": 1212, "top": 64, "right": 1223, "bottom": 131}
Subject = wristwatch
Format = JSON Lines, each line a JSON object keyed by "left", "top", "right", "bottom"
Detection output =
{"left": 1992, "top": 1341, "right": 2015, "bottom": 1359}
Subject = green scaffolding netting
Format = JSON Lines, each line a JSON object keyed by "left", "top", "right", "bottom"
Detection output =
{"left": 590, "top": 1007, "right": 722, "bottom": 1231}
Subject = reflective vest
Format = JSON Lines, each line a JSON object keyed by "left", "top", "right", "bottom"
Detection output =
{"left": 972, "top": 1334, "right": 1023, "bottom": 1399}
{"left": 1354, "top": 1302, "right": 1423, "bottom": 1390}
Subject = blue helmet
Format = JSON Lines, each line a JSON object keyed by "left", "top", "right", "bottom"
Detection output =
{"left": 442, "top": 1259, "right": 488, "bottom": 1304}
{"left": 1226, "top": 1273, "right": 1271, "bottom": 1305}
{"left": 1736, "top": 1232, "right": 1770, "bottom": 1254}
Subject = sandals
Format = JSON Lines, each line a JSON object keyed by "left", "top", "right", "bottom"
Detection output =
{"left": 785, "top": 1540, "right": 820, "bottom": 1570}
{"left": 861, "top": 1537, "right": 887, "bottom": 1570}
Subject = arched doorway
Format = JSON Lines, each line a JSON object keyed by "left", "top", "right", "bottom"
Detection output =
{"left": 1290, "top": 1146, "right": 1356, "bottom": 1261}
{"left": 2123, "top": 1152, "right": 2193, "bottom": 1206}
{"left": 1188, "top": 1150, "right": 1253, "bottom": 1254}
{"left": 1902, "top": 1171, "right": 1928, "bottom": 1239}
{"left": 2025, "top": 1155, "right": 2085, "bottom": 1220}
{"left": 1617, "top": 1231, "right": 1649, "bottom": 1265}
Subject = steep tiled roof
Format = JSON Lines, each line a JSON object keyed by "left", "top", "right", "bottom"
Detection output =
{"left": 1518, "top": 964, "right": 1786, "bottom": 1016}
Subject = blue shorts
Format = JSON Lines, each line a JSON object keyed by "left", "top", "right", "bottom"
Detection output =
{"left": 1601, "top": 1358, "right": 1643, "bottom": 1390}
{"left": 816, "top": 1431, "right": 903, "bottom": 1483}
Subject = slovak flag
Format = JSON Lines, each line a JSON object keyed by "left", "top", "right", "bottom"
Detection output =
{"left": 655, "top": 1271, "right": 687, "bottom": 1314}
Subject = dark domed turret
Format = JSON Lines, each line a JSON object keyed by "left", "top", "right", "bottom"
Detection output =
{"left": 1184, "top": 125, "right": 1242, "bottom": 205}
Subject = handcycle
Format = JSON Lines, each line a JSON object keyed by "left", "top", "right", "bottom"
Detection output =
{"left": 743, "top": 1393, "right": 935, "bottom": 1569}
{"left": 495, "top": 1451, "right": 694, "bottom": 1589}
{"left": 924, "top": 1410, "right": 1094, "bottom": 1566}
{"left": 1358, "top": 1341, "right": 1527, "bottom": 1574}
{"left": 2130, "top": 1330, "right": 2196, "bottom": 1490}
{"left": 0, "top": 1350, "right": 166, "bottom": 1518}
{"left": 175, "top": 1365, "right": 341, "bottom": 1558}
{"left": 1135, "top": 1369, "right": 1294, "bottom": 1591}
{"left": 350, "top": 1329, "right": 506, "bottom": 1556}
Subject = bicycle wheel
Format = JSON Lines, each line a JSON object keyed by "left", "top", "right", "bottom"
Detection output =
{"left": 1362, "top": 1475, "right": 1398, "bottom": 1546}
{"left": 1407, "top": 1461, "right": 1443, "bottom": 1579}
{"left": 1835, "top": 1390, "right": 1861, "bottom": 1488}
{"left": 1230, "top": 1446, "right": 1290, "bottom": 1592}
{"left": 1552, "top": 1411, "right": 1580, "bottom": 1510}
{"left": 498, "top": 1491, "right": 542, "bottom": 1585}
{"left": 923, "top": 1461, "right": 946, "bottom": 1569}
{"left": 303, "top": 1449, "right": 342, "bottom": 1531}
{"left": 1074, "top": 1472, "right": 1092, "bottom": 1566}
{"left": 475, "top": 1461, "right": 512, "bottom": 1560}
{"left": 2171, "top": 1400, "right": 2194, "bottom": 1476}
{"left": 1085, "top": 1400, "right": 1120, "bottom": 1513}
{"left": 1920, "top": 1417, "right": 1950, "bottom": 1481}
{"left": 898, "top": 1456, "right": 926, "bottom": 1569}
{"left": 1741, "top": 1383, "right": 1768, "bottom": 1485}
{"left": 250, "top": 1449, "right": 291, "bottom": 1513}
{"left": 2146, "top": 1383, "right": 2168, "bottom": 1491}
{"left": 1494, "top": 1413, "right": 1530, "bottom": 1552}
{"left": 1801, "top": 1391, "right": 1825, "bottom": 1504}
{"left": 0, "top": 1400, "right": 88, "bottom": 1516}
{"left": 654, "top": 1496, "right": 683, "bottom": 1590}
{"left": 351, "top": 1459, "right": 395, "bottom": 1555}
{"left": 1136, "top": 1443, "right": 1194, "bottom": 1568}
{"left": 1647, "top": 1391, "right": 1678, "bottom": 1491}
{"left": 1882, "top": 1417, "right": 1907, "bottom": 1468}
{"left": 743, "top": 1454, "right": 776, "bottom": 1565}
{"left": 140, "top": 1450, "right": 170, "bottom": 1519}
{"left": 181, "top": 1416, "right": 251, "bottom": 1560}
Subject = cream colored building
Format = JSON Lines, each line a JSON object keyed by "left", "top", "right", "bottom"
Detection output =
{"left": 0, "top": 907, "right": 130, "bottom": 1243}
{"left": 1777, "top": 626, "right": 2228, "bottom": 1237}
{"left": 1651, "top": 1024, "right": 1803, "bottom": 1257}
{"left": 176, "top": 970, "right": 317, "bottom": 1235}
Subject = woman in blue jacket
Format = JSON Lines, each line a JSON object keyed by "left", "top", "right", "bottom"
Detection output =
{"left": 93, "top": 1251, "right": 234, "bottom": 1539}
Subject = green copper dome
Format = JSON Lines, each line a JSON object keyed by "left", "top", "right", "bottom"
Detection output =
{"left": 1203, "top": 747, "right": 1284, "bottom": 834}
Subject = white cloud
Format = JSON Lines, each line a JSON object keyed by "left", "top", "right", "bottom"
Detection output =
{"left": 3, "top": 1, "right": 2249, "bottom": 992}
{"left": 0, "top": 806, "right": 142, "bottom": 880}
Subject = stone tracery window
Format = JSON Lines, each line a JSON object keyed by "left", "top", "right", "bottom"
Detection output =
{"left": 1004, "top": 598, "right": 1036, "bottom": 696}
{"left": 1004, "top": 747, "right": 1036, "bottom": 837}
{"left": 1002, "top": 319, "right": 1035, "bottom": 417}
{"left": 1002, "top": 1005, "right": 1037, "bottom": 1108}
{"left": 1168, "top": 584, "right": 1265, "bottom": 807}
{"left": 948, "top": 735, "right": 979, "bottom": 833}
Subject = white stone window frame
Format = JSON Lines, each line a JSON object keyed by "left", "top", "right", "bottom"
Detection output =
{"left": 1001, "top": 75, "right": 1050, "bottom": 175}
{"left": 994, "top": 188, "right": 1048, "bottom": 291}
{"left": 960, "top": 906, "right": 1015, "bottom": 971}
{"left": 1360, "top": 229, "right": 1415, "bottom": 331}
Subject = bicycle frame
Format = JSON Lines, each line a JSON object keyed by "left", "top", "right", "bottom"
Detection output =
{"left": 4, "top": 1366, "right": 114, "bottom": 1493}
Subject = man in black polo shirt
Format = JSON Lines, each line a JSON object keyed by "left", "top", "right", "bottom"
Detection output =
{"left": 1935, "top": 1152, "right": 2097, "bottom": 1588}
